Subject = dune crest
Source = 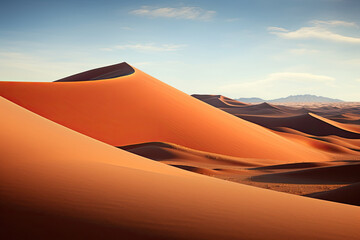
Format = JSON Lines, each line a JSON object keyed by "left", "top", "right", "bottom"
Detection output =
{"left": 192, "top": 94, "right": 248, "bottom": 108}
{"left": 55, "top": 62, "right": 135, "bottom": 82}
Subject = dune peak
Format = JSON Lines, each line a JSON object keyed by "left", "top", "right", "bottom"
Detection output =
{"left": 55, "top": 62, "right": 135, "bottom": 82}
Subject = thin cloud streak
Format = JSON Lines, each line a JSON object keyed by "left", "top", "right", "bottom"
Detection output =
{"left": 114, "top": 43, "right": 186, "bottom": 52}
{"left": 221, "top": 72, "right": 335, "bottom": 90}
{"left": 100, "top": 43, "right": 186, "bottom": 52}
{"left": 269, "top": 19, "right": 360, "bottom": 43}
{"left": 310, "top": 20, "right": 358, "bottom": 27}
{"left": 288, "top": 48, "right": 319, "bottom": 55}
{"left": 0, "top": 51, "right": 103, "bottom": 81}
{"left": 219, "top": 72, "right": 337, "bottom": 99}
{"left": 130, "top": 6, "right": 216, "bottom": 20}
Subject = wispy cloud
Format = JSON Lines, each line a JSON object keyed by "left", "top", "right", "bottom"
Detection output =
{"left": 310, "top": 20, "right": 358, "bottom": 27}
{"left": 267, "top": 26, "right": 288, "bottom": 32}
{"left": 101, "top": 43, "right": 186, "bottom": 52}
{"left": 130, "top": 6, "right": 216, "bottom": 21}
{"left": 344, "top": 58, "right": 360, "bottom": 66}
{"left": 266, "top": 72, "right": 335, "bottom": 83}
{"left": 268, "top": 20, "right": 360, "bottom": 43}
{"left": 0, "top": 51, "right": 103, "bottom": 81}
{"left": 288, "top": 48, "right": 319, "bottom": 55}
{"left": 115, "top": 43, "right": 186, "bottom": 52}
{"left": 225, "top": 18, "right": 240, "bottom": 22}
{"left": 99, "top": 48, "right": 113, "bottom": 52}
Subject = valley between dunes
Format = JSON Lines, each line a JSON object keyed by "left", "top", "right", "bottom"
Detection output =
{"left": 0, "top": 63, "right": 359, "bottom": 239}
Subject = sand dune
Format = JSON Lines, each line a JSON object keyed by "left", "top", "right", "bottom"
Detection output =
{"left": 193, "top": 95, "right": 308, "bottom": 116}
{"left": 323, "top": 136, "right": 360, "bottom": 149}
{"left": 192, "top": 94, "right": 248, "bottom": 108}
{"left": 307, "top": 182, "right": 360, "bottom": 206}
{"left": 120, "top": 140, "right": 360, "bottom": 202}
{"left": 194, "top": 95, "right": 360, "bottom": 131}
{"left": 229, "top": 102, "right": 292, "bottom": 116}
{"left": 55, "top": 62, "right": 135, "bottom": 82}
{"left": 239, "top": 113, "right": 360, "bottom": 139}
{"left": 171, "top": 96, "right": 360, "bottom": 204}
{"left": 0, "top": 63, "right": 327, "bottom": 163}
{"left": 329, "top": 113, "right": 360, "bottom": 125}
{"left": 1, "top": 96, "right": 360, "bottom": 240}
{"left": 120, "top": 142, "right": 278, "bottom": 168}
{"left": 275, "top": 130, "right": 360, "bottom": 155}
{"left": 252, "top": 163, "right": 360, "bottom": 184}
{"left": 252, "top": 161, "right": 334, "bottom": 170}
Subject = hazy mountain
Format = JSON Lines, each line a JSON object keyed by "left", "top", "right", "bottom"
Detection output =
{"left": 236, "top": 97, "right": 265, "bottom": 103}
{"left": 236, "top": 94, "right": 343, "bottom": 103}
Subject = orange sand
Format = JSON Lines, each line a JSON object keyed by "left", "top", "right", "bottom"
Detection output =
{"left": 1, "top": 96, "right": 359, "bottom": 240}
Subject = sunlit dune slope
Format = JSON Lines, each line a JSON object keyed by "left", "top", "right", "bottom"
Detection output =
{"left": 0, "top": 63, "right": 327, "bottom": 162}
{"left": 1, "top": 97, "right": 360, "bottom": 240}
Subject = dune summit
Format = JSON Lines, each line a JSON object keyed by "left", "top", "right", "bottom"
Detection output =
{"left": 55, "top": 62, "right": 135, "bottom": 82}
{"left": 0, "top": 62, "right": 327, "bottom": 163}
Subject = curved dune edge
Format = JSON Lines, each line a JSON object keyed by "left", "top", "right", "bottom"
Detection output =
{"left": 1, "top": 97, "right": 360, "bottom": 240}
{"left": 0, "top": 64, "right": 328, "bottom": 163}
{"left": 309, "top": 112, "right": 360, "bottom": 135}
{"left": 252, "top": 163, "right": 360, "bottom": 184}
{"left": 306, "top": 182, "right": 360, "bottom": 206}
{"left": 192, "top": 94, "right": 248, "bottom": 108}
{"left": 119, "top": 141, "right": 280, "bottom": 167}
{"left": 226, "top": 101, "right": 308, "bottom": 116}
{"left": 55, "top": 62, "right": 135, "bottom": 82}
{"left": 275, "top": 130, "right": 360, "bottom": 155}
{"left": 239, "top": 113, "right": 360, "bottom": 139}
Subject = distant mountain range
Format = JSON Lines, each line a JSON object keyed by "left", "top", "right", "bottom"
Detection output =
{"left": 236, "top": 94, "right": 344, "bottom": 103}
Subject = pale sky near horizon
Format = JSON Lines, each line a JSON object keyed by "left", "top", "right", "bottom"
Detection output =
{"left": 1, "top": 0, "right": 360, "bottom": 101}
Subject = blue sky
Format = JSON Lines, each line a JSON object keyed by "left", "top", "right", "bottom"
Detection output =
{"left": 1, "top": 0, "right": 360, "bottom": 101}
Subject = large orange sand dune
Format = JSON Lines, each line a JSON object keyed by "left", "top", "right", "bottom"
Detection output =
{"left": 0, "top": 63, "right": 327, "bottom": 163}
{"left": 1, "top": 96, "right": 360, "bottom": 240}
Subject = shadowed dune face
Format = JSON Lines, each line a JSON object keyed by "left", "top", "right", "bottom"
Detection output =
{"left": 252, "top": 163, "right": 360, "bottom": 184}
{"left": 306, "top": 183, "right": 360, "bottom": 206}
{"left": 119, "top": 142, "right": 273, "bottom": 168}
{"left": 55, "top": 62, "right": 135, "bottom": 82}
{"left": 238, "top": 113, "right": 360, "bottom": 139}
{"left": 1, "top": 96, "right": 360, "bottom": 240}
{"left": 192, "top": 94, "right": 248, "bottom": 108}
{"left": 225, "top": 101, "right": 308, "bottom": 116}
{"left": 0, "top": 63, "right": 327, "bottom": 163}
